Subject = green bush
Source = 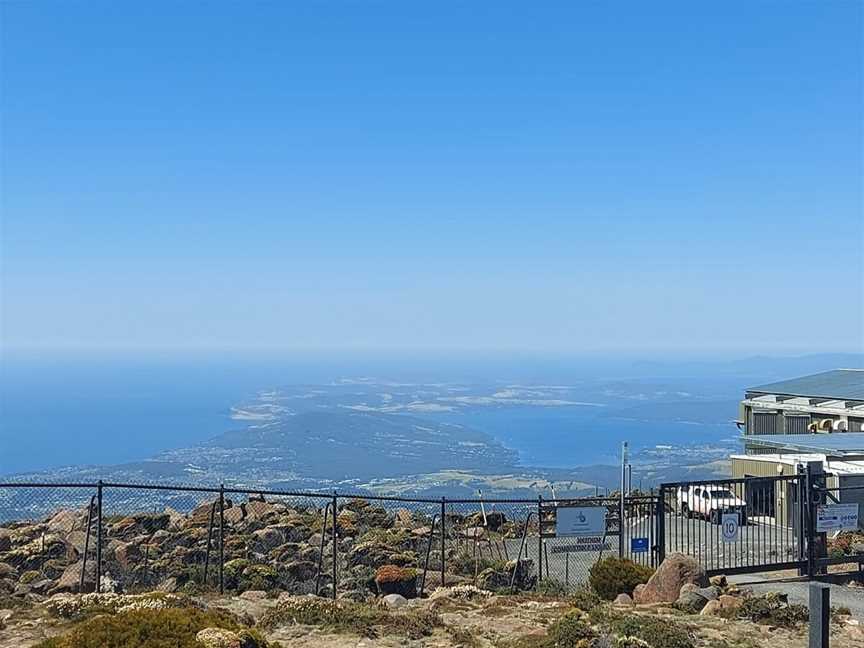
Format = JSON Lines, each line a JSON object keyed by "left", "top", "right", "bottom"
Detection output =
{"left": 535, "top": 578, "right": 568, "bottom": 597}
{"left": 259, "top": 596, "right": 439, "bottom": 639}
{"left": 449, "top": 551, "right": 508, "bottom": 577}
{"left": 528, "top": 610, "right": 596, "bottom": 648}
{"left": 607, "top": 614, "right": 693, "bottom": 648}
{"left": 33, "top": 607, "right": 277, "bottom": 648}
{"left": 374, "top": 564, "right": 418, "bottom": 597}
{"left": 588, "top": 557, "right": 653, "bottom": 600}
{"left": 570, "top": 585, "right": 602, "bottom": 612}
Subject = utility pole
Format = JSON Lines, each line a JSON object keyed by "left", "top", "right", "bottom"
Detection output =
{"left": 619, "top": 442, "right": 628, "bottom": 558}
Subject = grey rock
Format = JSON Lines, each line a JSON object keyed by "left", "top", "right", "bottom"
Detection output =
{"left": 676, "top": 590, "right": 709, "bottom": 613}
{"left": 382, "top": 593, "right": 408, "bottom": 608}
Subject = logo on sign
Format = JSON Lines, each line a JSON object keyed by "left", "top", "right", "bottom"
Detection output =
{"left": 721, "top": 513, "right": 739, "bottom": 543}
{"left": 556, "top": 506, "right": 606, "bottom": 537}
{"left": 631, "top": 537, "right": 649, "bottom": 553}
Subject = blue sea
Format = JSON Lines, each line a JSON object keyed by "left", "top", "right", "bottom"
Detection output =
{"left": 2, "top": 350, "right": 849, "bottom": 476}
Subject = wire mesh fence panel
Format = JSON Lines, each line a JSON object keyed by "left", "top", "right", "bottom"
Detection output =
{"left": 337, "top": 496, "right": 442, "bottom": 599}
{"left": 100, "top": 484, "right": 223, "bottom": 593}
{"left": 0, "top": 475, "right": 815, "bottom": 602}
{"left": 0, "top": 484, "right": 99, "bottom": 595}
{"left": 445, "top": 500, "right": 538, "bottom": 592}
{"left": 218, "top": 489, "right": 333, "bottom": 596}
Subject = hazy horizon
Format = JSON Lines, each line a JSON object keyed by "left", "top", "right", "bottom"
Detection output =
{"left": 2, "top": 2, "right": 862, "bottom": 355}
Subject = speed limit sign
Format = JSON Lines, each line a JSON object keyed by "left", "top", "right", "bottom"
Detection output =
{"left": 721, "top": 513, "right": 740, "bottom": 543}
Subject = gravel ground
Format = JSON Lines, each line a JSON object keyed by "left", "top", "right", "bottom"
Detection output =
{"left": 730, "top": 573, "right": 864, "bottom": 619}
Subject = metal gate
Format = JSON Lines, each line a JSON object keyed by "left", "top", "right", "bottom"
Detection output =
{"left": 658, "top": 473, "right": 806, "bottom": 575}
{"left": 533, "top": 494, "right": 661, "bottom": 587}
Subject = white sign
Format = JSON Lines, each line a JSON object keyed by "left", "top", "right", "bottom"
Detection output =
{"left": 556, "top": 506, "right": 606, "bottom": 537}
{"left": 816, "top": 503, "right": 860, "bottom": 532}
{"left": 721, "top": 513, "right": 739, "bottom": 543}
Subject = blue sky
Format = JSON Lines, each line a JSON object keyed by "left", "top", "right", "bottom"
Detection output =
{"left": 1, "top": 2, "right": 862, "bottom": 354}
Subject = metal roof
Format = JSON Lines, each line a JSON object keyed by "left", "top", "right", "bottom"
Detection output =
{"left": 747, "top": 369, "right": 864, "bottom": 401}
{"left": 743, "top": 433, "right": 864, "bottom": 456}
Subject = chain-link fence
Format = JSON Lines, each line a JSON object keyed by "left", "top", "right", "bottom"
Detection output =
{"left": 0, "top": 481, "right": 660, "bottom": 600}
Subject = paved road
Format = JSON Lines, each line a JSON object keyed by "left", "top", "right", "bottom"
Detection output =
{"left": 729, "top": 574, "right": 864, "bottom": 620}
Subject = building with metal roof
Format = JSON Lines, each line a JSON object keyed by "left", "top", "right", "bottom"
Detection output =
{"left": 739, "top": 369, "right": 864, "bottom": 456}
{"left": 746, "top": 368, "right": 864, "bottom": 401}
{"left": 732, "top": 370, "right": 864, "bottom": 529}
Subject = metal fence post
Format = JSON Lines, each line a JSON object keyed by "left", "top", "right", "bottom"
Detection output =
{"left": 219, "top": 485, "right": 225, "bottom": 595}
{"left": 537, "top": 495, "right": 543, "bottom": 583}
{"left": 96, "top": 480, "right": 103, "bottom": 593}
{"left": 331, "top": 493, "right": 338, "bottom": 600}
{"left": 797, "top": 465, "right": 807, "bottom": 576}
{"left": 809, "top": 582, "right": 830, "bottom": 648}
{"left": 806, "top": 461, "right": 827, "bottom": 578}
{"left": 79, "top": 495, "right": 95, "bottom": 593}
{"left": 656, "top": 486, "right": 666, "bottom": 566}
{"left": 440, "top": 497, "right": 446, "bottom": 588}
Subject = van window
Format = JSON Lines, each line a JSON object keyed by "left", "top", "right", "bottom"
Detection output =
{"left": 709, "top": 489, "right": 735, "bottom": 499}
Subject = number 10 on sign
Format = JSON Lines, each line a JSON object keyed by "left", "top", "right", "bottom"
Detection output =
{"left": 721, "top": 513, "right": 739, "bottom": 543}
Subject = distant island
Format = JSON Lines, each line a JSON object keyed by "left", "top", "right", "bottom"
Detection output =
{"left": 5, "top": 379, "right": 736, "bottom": 498}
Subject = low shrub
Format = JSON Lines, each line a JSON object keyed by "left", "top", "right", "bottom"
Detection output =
{"left": 375, "top": 564, "right": 418, "bottom": 597}
{"left": 535, "top": 578, "right": 568, "bottom": 597}
{"left": 544, "top": 610, "right": 596, "bottom": 647}
{"left": 33, "top": 606, "right": 277, "bottom": 648}
{"left": 588, "top": 557, "right": 653, "bottom": 601}
{"left": 46, "top": 592, "right": 192, "bottom": 620}
{"left": 607, "top": 614, "right": 694, "bottom": 648}
{"left": 570, "top": 585, "right": 602, "bottom": 612}
{"left": 732, "top": 592, "right": 808, "bottom": 627}
{"left": 448, "top": 551, "right": 508, "bottom": 577}
{"left": 259, "top": 596, "right": 440, "bottom": 639}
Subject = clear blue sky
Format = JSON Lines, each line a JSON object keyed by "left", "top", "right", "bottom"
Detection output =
{"left": 1, "top": 2, "right": 862, "bottom": 354}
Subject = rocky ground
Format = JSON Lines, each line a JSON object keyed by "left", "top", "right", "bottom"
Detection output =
{"left": 0, "top": 496, "right": 531, "bottom": 600}
{"left": 0, "top": 584, "right": 862, "bottom": 648}
{"left": 2, "top": 500, "right": 864, "bottom": 647}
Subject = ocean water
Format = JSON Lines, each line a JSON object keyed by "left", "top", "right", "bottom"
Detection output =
{"left": 0, "top": 350, "right": 803, "bottom": 476}
{"left": 428, "top": 407, "right": 734, "bottom": 468}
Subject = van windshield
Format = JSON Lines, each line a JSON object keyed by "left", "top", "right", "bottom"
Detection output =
{"left": 709, "top": 489, "right": 735, "bottom": 498}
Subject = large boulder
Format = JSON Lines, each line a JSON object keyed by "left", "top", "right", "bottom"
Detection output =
{"left": 114, "top": 541, "right": 144, "bottom": 570}
{"left": 52, "top": 562, "right": 86, "bottom": 593}
{"left": 632, "top": 553, "right": 707, "bottom": 604}
{"left": 244, "top": 500, "right": 277, "bottom": 523}
{"left": 251, "top": 527, "right": 284, "bottom": 551}
{"left": 47, "top": 510, "right": 82, "bottom": 536}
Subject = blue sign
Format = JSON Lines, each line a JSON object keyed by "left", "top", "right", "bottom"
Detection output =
{"left": 631, "top": 537, "right": 649, "bottom": 553}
